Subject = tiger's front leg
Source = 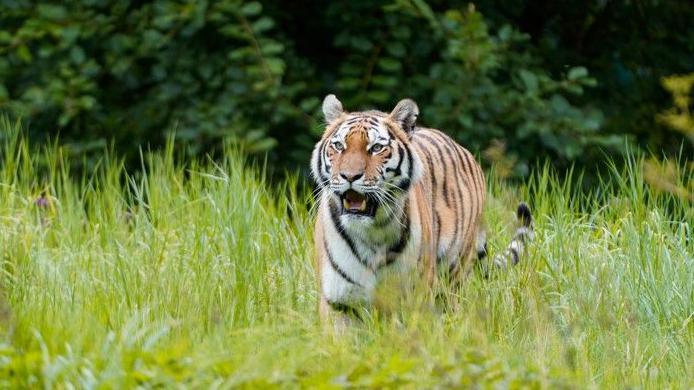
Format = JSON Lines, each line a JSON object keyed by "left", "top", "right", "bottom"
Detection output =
{"left": 319, "top": 296, "right": 360, "bottom": 331}
{"left": 314, "top": 213, "right": 374, "bottom": 329}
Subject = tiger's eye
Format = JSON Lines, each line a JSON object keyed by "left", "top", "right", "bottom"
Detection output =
{"left": 370, "top": 144, "right": 384, "bottom": 153}
{"left": 333, "top": 141, "right": 345, "bottom": 151}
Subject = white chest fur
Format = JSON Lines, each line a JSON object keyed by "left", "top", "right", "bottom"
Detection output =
{"left": 319, "top": 196, "right": 420, "bottom": 305}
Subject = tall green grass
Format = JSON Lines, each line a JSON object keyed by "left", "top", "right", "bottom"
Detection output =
{"left": 1, "top": 120, "right": 692, "bottom": 388}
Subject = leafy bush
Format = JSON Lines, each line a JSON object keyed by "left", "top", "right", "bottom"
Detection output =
{"left": 283, "top": 1, "right": 622, "bottom": 175}
{"left": 2, "top": 0, "right": 686, "bottom": 175}
{"left": 472, "top": 0, "right": 694, "bottom": 157}
{"left": 389, "top": 2, "right": 618, "bottom": 175}
{"left": 0, "top": 0, "right": 302, "bottom": 158}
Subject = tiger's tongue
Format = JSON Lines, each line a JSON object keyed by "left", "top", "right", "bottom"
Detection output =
{"left": 344, "top": 191, "right": 367, "bottom": 211}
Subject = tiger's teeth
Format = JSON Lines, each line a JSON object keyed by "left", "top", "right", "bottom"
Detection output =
{"left": 342, "top": 198, "right": 367, "bottom": 212}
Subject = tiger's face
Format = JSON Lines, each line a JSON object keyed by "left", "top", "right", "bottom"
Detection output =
{"left": 311, "top": 95, "right": 421, "bottom": 220}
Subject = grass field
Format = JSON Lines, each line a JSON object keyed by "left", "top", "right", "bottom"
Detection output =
{"left": 0, "top": 122, "right": 692, "bottom": 388}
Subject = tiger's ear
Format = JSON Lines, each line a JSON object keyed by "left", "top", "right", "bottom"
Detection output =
{"left": 322, "top": 94, "right": 344, "bottom": 123}
{"left": 389, "top": 98, "right": 419, "bottom": 133}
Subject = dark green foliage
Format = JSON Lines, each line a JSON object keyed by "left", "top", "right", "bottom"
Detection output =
{"left": 474, "top": 0, "right": 694, "bottom": 156}
{"left": 0, "top": 0, "right": 299, "bottom": 158}
{"left": 0, "top": 0, "right": 690, "bottom": 175}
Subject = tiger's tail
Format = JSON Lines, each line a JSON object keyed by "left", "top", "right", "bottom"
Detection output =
{"left": 483, "top": 203, "right": 534, "bottom": 275}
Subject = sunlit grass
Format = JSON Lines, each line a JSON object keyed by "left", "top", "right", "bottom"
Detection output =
{"left": 0, "top": 119, "right": 692, "bottom": 388}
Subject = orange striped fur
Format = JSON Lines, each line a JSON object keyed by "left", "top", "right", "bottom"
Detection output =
{"left": 311, "top": 95, "right": 532, "bottom": 323}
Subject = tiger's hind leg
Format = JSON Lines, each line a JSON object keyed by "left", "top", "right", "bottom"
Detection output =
{"left": 444, "top": 218, "right": 489, "bottom": 281}
{"left": 440, "top": 224, "right": 488, "bottom": 310}
{"left": 439, "top": 249, "right": 477, "bottom": 313}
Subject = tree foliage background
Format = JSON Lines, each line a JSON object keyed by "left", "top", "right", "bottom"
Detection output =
{"left": 0, "top": 0, "right": 692, "bottom": 176}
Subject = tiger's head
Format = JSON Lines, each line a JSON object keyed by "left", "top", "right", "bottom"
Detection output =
{"left": 311, "top": 95, "right": 422, "bottom": 220}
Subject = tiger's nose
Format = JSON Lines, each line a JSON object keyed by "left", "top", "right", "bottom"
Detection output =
{"left": 340, "top": 172, "right": 363, "bottom": 183}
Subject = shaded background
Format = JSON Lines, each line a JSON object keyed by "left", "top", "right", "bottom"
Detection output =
{"left": 0, "top": 0, "right": 692, "bottom": 178}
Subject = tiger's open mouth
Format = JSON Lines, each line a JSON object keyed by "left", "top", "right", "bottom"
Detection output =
{"left": 340, "top": 190, "right": 377, "bottom": 217}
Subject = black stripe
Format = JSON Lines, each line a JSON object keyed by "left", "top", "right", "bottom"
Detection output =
{"left": 434, "top": 210, "right": 442, "bottom": 263}
{"left": 416, "top": 225, "right": 424, "bottom": 264}
{"left": 321, "top": 142, "right": 331, "bottom": 178}
{"left": 324, "top": 238, "right": 361, "bottom": 286}
{"left": 385, "top": 144, "right": 404, "bottom": 176}
{"left": 419, "top": 133, "right": 450, "bottom": 208}
{"left": 439, "top": 140, "right": 463, "bottom": 251}
{"left": 417, "top": 133, "right": 451, "bottom": 207}
{"left": 430, "top": 129, "right": 458, "bottom": 153}
{"left": 402, "top": 141, "right": 414, "bottom": 181}
{"left": 517, "top": 203, "right": 533, "bottom": 227}
{"left": 389, "top": 203, "right": 410, "bottom": 254}
{"left": 477, "top": 242, "right": 488, "bottom": 260}
{"left": 449, "top": 259, "right": 459, "bottom": 275}
{"left": 470, "top": 152, "right": 484, "bottom": 211}
{"left": 394, "top": 144, "right": 404, "bottom": 175}
{"left": 421, "top": 152, "right": 437, "bottom": 192}
{"left": 455, "top": 148, "right": 474, "bottom": 242}
{"left": 460, "top": 150, "right": 480, "bottom": 218}
{"left": 509, "top": 247, "right": 519, "bottom": 265}
{"left": 316, "top": 142, "right": 329, "bottom": 184}
{"left": 396, "top": 178, "right": 411, "bottom": 192}
{"left": 455, "top": 145, "right": 471, "bottom": 183}
{"left": 467, "top": 152, "right": 482, "bottom": 216}
{"left": 314, "top": 143, "right": 322, "bottom": 177}
{"left": 326, "top": 299, "right": 362, "bottom": 319}
{"left": 328, "top": 200, "right": 370, "bottom": 269}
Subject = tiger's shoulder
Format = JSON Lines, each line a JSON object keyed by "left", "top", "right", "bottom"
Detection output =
{"left": 409, "top": 126, "right": 485, "bottom": 188}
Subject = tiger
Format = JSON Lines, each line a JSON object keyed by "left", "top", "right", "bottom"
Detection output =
{"left": 311, "top": 95, "right": 534, "bottom": 324}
